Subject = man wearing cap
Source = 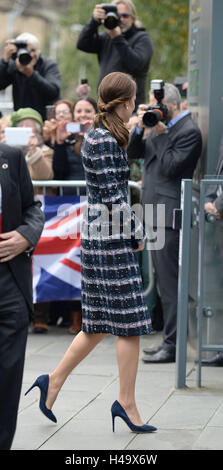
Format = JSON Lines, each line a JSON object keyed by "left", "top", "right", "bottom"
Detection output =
{"left": 0, "top": 140, "right": 44, "bottom": 449}
{"left": 0, "top": 32, "right": 61, "bottom": 120}
{"left": 10, "top": 107, "right": 54, "bottom": 182}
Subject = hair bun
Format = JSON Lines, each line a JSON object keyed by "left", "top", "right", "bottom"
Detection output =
{"left": 99, "top": 102, "right": 109, "bottom": 113}
{"left": 99, "top": 99, "right": 122, "bottom": 114}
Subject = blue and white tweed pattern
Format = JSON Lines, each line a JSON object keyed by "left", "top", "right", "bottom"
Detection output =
{"left": 80, "top": 125, "right": 152, "bottom": 336}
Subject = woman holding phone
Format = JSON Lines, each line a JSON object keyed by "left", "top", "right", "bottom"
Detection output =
{"left": 25, "top": 72, "right": 156, "bottom": 434}
{"left": 52, "top": 96, "right": 97, "bottom": 196}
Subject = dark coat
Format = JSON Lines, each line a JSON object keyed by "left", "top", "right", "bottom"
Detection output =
{"left": 0, "top": 54, "right": 61, "bottom": 119}
{"left": 77, "top": 19, "right": 153, "bottom": 109}
{"left": 0, "top": 143, "right": 44, "bottom": 311}
{"left": 205, "top": 135, "right": 223, "bottom": 216}
{"left": 127, "top": 113, "right": 202, "bottom": 227}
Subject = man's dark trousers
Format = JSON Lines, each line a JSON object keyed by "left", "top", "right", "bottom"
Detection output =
{"left": 151, "top": 228, "right": 180, "bottom": 353}
{"left": 0, "top": 285, "right": 29, "bottom": 450}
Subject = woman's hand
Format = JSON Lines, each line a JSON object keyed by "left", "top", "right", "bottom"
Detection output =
{"left": 43, "top": 119, "right": 57, "bottom": 144}
{"left": 78, "top": 120, "right": 92, "bottom": 137}
{"left": 133, "top": 240, "right": 145, "bottom": 252}
{"left": 56, "top": 121, "right": 70, "bottom": 144}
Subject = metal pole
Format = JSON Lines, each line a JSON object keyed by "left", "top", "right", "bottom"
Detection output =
{"left": 196, "top": 180, "right": 206, "bottom": 387}
{"left": 175, "top": 179, "right": 192, "bottom": 389}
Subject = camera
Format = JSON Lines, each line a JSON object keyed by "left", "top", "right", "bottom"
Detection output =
{"left": 205, "top": 212, "right": 216, "bottom": 223}
{"left": 101, "top": 4, "right": 120, "bottom": 30}
{"left": 65, "top": 122, "right": 90, "bottom": 145}
{"left": 174, "top": 76, "right": 187, "bottom": 98}
{"left": 11, "top": 40, "right": 32, "bottom": 66}
{"left": 143, "top": 80, "right": 168, "bottom": 128}
{"left": 46, "top": 105, "right": 56, "bottom": 120}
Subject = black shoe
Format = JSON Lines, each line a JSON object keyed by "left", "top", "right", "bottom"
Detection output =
{"left": 142, "top": 348, "right": 175, "bottom": 363}
{"left": 143, "top": 345, "right": 163, "bottom": 355}
{"left": 33, "top": 323, "right": 48, "bottom": 334}
{"left": 201, "top": 352, "right": 223, "bottom": 367}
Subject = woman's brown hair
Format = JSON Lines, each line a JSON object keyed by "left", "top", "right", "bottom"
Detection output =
{"left": 94, "top": 72, "right": 136, "bottom": 148}
{"left": 55, "top": 99, "right": 74, "bottom": 114}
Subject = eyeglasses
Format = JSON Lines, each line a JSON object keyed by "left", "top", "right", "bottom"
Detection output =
{"left": 56, "top": 109, "right": 72, "bottom": 116}
{"left": 120, "top": 13, "right": 131, "bottom": 18}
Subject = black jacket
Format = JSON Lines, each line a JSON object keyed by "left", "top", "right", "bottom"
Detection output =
{"left": 0, "top": 143, "right": 44, "bottom": 311}
{"left": 0, "top": 54, "right": 61, "bottom": 119}
{"left": 53, "top": 142, "right": 86, "bottom": 195}
{"left": 127, "top": 113, "right": 202, "bottom": 227}
{"left": 77, "top": 18, "right": 153, "bottom": 109}
{"left": 205, "top": 135, "right": 223, "bottom": 215}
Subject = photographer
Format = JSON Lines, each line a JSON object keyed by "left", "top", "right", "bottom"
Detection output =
{"left": 128, "top": 82, "right": 202, "bottom": 363}
{"left": 204, "top": 137, "right": 223, "bottom": 220}
{"left": 77, "top": 1, "right": 153, "bottom": 109}
{"left": 0, "top": 32, "right": 61, "bottom": 120}
{"left": 201, "top": 137, "right": 223, "bottom": 367}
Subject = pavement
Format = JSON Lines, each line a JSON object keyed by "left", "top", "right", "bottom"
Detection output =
{"left": 12, "top": 326, "right": 223, "bottom": 451}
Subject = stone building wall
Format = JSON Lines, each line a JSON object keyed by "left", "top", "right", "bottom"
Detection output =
{"left": 0, "top": 0, "right": 72, "bottom": 54}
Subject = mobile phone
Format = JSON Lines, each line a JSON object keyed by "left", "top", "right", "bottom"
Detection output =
{"left": 66, "top": 122, "right": 84, "bottom": 133}
{"left": 46, "top": 105, "right": 56, "bottom": 120}
{"left": 81, "top": 78, "right": 88, "bottom": 84}
{"left": 4, "top": 127, "right": 32, "bottom": 146}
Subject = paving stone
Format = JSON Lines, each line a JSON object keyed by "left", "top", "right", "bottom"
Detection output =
{"left": 11, "top": 331, "right": 223, "bottom": 450}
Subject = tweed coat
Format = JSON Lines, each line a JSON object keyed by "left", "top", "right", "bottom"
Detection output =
{"left": 80, "top": 124, "right": 152, "bottom": 336}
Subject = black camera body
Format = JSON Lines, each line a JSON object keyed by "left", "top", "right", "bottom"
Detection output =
{"left": 205, "top": 212, "right": 216, "bottom": 223}
{"left": 101, "top": 4, "right": 120, "bottom": 30}
{"left": 11, "top": 40, "right": 32, "bottom": 66}
{"left": 143, "top": 80, "right": 168, "bottom": 128}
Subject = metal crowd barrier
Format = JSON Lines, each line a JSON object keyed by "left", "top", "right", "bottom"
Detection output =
{"left": 175, "top": 180, "right": 193, "bottom": 388}
{"left": 32, "top": 180, "right": 154, "bottom": 299}
{"left": 176, "top": 178, "right": 223, "bottom": 388}
{"left": 197, "top": 178, "right": 223, "bottom": 387}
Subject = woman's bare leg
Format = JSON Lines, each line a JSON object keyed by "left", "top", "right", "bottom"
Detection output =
{"left": 116, "top": 335, "right": 143, "bottom": 426}
{"left": 46, "top": 331, "right": 108, "bottom": 409}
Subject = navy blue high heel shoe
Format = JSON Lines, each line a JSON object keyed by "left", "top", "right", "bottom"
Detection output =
{"left": 111, "top": 400, "right": 157, "bottom": 433}
{"left": 25, "top": 374, "right": 57, "bottom": 423}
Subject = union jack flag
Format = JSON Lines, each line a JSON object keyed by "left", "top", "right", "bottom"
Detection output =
{"left": 32, "top": 195, "right": 87, "bottom": 303}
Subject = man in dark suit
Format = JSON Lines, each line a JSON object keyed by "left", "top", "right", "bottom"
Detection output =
{"left": 201, "top": 137, "right": 223, "bottom": 366}
{"left": 128, "top": 83, "right": 202, "bottom": 363}
{"left": 0, "top": 142, "right": 44, "bottom": 449}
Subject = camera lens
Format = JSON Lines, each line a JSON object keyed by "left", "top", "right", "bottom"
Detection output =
{"left": 104, "top": 13, "right": 119, "bottom": 30}
{"left": 17, "top": 48, "right": 32, "bottom": 66}
{"left": 143, "top": 109, "right": 163, "bottom": 128}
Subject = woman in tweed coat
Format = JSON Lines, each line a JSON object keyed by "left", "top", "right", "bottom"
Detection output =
{"left": 26, "top": 72, "right": 156, "bottom": 433}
